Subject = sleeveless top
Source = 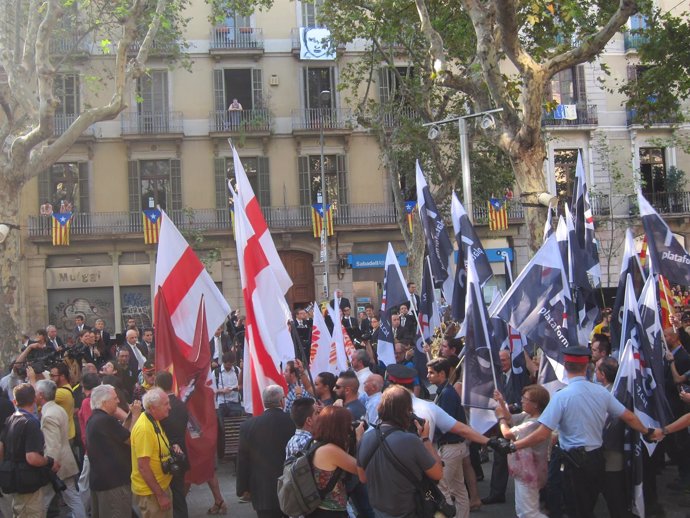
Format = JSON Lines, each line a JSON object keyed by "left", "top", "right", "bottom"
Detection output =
{"left": 312, "top": 465, "right": 346, "bottom": 510}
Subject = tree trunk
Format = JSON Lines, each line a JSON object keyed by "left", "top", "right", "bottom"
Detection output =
{"left": 509, "top": 143, "right": 549, "bottom": 255}
{"left": 0, "top": 177, "right": 23, "bottom": 365}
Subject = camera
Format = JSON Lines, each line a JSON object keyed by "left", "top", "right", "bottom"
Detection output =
{"left": 47, "top": 470, "right": 67, "bottom": 493}
{"left": 352, "top": 419, "right": 369, "bottom": 432}
{"left": 408, "top": 413, "right": 426, "bottom": 435}
{"left": 65, "top": 343, "right": 87, "bottom": 362}
{"left": 361, "top": 331, "right": 372, "bottom": 341}
{"left": 162, "top": 451, "right": 187, "bottom": 475}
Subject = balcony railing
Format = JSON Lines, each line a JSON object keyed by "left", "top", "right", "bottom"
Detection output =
{"left": 210, "top": 27, "right": 264, "bottom": 50}
{"left": 378, "top": 106, "right": 422, "bottom": 128}
{"left": 27, "top": 204, "right": 401, "bottom": 238}
{"left": 50, "top": 34, "right": 88, "bottom": 55}
{"left": 209, "top": 109, "right": 271, "bottom": 133}
{"left": 542, "top": 103, "right": 598, "bottom": 127}
{"left": 472, "top": 200, "right": 524, "bottom": 225}
{"left": 121, "top": 111, "right": 184, "bottom": 135}
{"left": 127, "top": 39, "right": 178, "bottom": 55}
{"left": 633, "top": 191, "right": 690, "bottom": 215}
{"left": 624, "top": 32, "right": 649, "bottom": 51}
{"left": 626, "top": 108, "right": 681, "bottom": 126}
{"left": 292, "top": 108, "right": 353, "bottom": 131}
{"left": 53, "top": 114, "right": 95, "bottom": 137}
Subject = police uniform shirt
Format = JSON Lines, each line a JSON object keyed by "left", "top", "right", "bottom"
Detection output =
{"left": 538, "top": 376, "right": 626, "bottom": 451}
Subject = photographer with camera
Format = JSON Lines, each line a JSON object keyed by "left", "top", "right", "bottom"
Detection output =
{"left": 0, "top": 383, "right": 60, "bottom": 517}
{"left": 131, "top": 387, "right": 177, "bottom": 517}
{"left": 36, "top": 379, "right": 85, "bottom": 518}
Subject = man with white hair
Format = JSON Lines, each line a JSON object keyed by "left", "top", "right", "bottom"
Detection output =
{"left": 86, "top": 384, "right": 141, "bottom": 518}
{"left": 35, "top": 379, "right": 85, "bottom": 518}
{"left": 46, "top": 325, "right": 64, "bottom": 353}
{"left": 237, "top": 385, "right": 296, "bottom": 518}
{"left": 131, "top": 387, "right": 175, "bottom": 517}
{"left": 123, "top": 329, "right": 146, "bottom": 373}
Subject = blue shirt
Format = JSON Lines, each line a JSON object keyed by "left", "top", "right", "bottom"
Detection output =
{"left": 539, "top": 376, "right": 626, "bottom": 451}
{"left": 285, "top": 429, "right": 312, "bottom": 461}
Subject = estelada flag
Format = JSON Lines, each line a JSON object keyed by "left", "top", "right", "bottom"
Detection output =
{"left": 488, "top": 198, "right": 508, "bottom": 231}
{"left": 52, "top": 212, "right": 73, "bottom": 246}
{"left": 142, "top": 209, "right": 161, "bottom": 244}
{"left": 324, "top": 204, "right": 334, "bottom": 236}
{"left": 404, "top": 200, "right": 417, "bottom": 233}
{"left": 311, "top": 204, "right": 323, "bottom": 238}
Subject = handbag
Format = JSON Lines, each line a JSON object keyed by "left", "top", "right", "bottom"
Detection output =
{"left": 376, "top": 428, "right": 456, "bottom": 518}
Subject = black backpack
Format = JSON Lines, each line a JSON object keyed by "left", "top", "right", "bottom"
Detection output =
{"left": 277, "top": 441, "right": 342, "bottom": 516}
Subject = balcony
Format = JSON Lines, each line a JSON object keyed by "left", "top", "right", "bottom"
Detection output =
{"left": 626, "top": 108, "right": 681, "bottom": 127}
{"left": 209, "top": 109, "right": 271, "bottom": 135}
{"left": 542, "top": 103, "right": 598, "bottom": 127}
{"left": 120, "top": 111, "right": 184, "bottom": 136}
{"left": 292, "top": 108, "right": 353, "bottom": 134}
{"left": 632, "top": 191, "right": 690, "bottom": 216}
{"left": 53, "top": 114, "right": 95, "bottom": 138}
{"left": 26, "top": 204, "right": 400, "bottom": 240}
{"left": 378, "top": 106, "right": 422, "bottom": 129}
{"left": 50, "top": 34, "right": 89, "bottom": 56}
{"left": 471, "top": 200, "right": 524, "bottom": 226}
{"left": 624, "top": 32, "right": 649, "bottom": 51}
{"left": 209, "top": 27, "right": 264, "bottom": 56}
{"left": 127, "top": 39, "right": 178, "bottom": 56}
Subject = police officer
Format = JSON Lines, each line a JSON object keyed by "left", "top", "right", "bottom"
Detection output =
{"left": 507, "top": 346, "right": 655, "bottom": 518}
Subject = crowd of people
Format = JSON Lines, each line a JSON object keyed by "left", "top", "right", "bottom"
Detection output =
{"left": 3, "top": 286, "right": 690, "bottom": 518}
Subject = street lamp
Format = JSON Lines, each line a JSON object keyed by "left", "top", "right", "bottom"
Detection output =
{"left": 0, "top": 223, "right": 20, "bottom": 244}
{"left": 423, "top": 108, "right": 503, "bottom": 221}
{"left": 319, "top": 90, "right": 331, "bottom": 298}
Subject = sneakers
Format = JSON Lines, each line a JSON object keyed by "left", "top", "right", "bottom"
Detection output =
{"left": 238, "top": 493, "right": 251, "bottom": 504}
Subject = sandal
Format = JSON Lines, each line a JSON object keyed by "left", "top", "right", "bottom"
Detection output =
{"left": 207, "top": 500, "right": 228, "bottom": 515}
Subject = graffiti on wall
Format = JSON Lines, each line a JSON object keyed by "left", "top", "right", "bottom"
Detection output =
{"left": 121, "top": 288, "right": 152, "bottom": 329}
{"left": 48, "top": 288, "right": 114, "bottom": 340}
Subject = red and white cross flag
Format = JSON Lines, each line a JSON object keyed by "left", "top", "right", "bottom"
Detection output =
{"left": 231, "top": 179, "right": 294, "bottom": 415}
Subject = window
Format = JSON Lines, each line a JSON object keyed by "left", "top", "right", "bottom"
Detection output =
{"left": 549, "top": 65, "right": 587, "bottom": 106}
{"left": 302, "top": 0, "right": 325, "bottom": 27}
{"left": 38, "top": 162, "right": 89, "bottom": 214}
{"left": 128, "top": 159, "right": 181, "bottom": 212}
{"left": 137, "top": 70, "right": 169, "bottom": 132}
{"left": 213, "top": 68, "right": 263, "bottom": 112}
{"left": 640, "top": 147, "right": 666, "bottom": 196}
{"left": 54, "top": 74, "right": 80, "bottom": 116}
{"left": 214, "top": 156, "right": 270, "bottom": 208}
{"left": 303, "top": 67, "right": 335, "bottom": 109}
{"left": 378, "top": 66, "right": 415, "bottom": 104}
{"left": 298, "top": 154, "right": 348, "bottom": 207}
{"left": 554, "top": 149, "right": 580, "bottom": 207}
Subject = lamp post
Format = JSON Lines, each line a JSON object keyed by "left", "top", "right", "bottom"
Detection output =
{"left": 0, "top": 223, "right": 20, "bottom": 244}
{"left": 319, "top": 90, "right": 331, "bottom": 298}
{"left": 423, "top": 108, "right": 503, "bottom": 222}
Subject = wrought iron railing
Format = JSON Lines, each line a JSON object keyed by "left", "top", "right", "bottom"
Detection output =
{"left": 120, "top": 111, "right": 184, "bottom": 135}
{"left": 626, "top": 108, "right": 681, "bottom": 126}
{"left": 542, "top": 103, "right": 598, "bottom": 126}
{"left": 291, "top": 108, "right": 353, "bottom": 131}
{"left": 53, "top": 114, "right": 95, "bottom": 137}
{"left": 209, "top": 109, "right": 271, "bottom": 133}
{"left": 471, "top": 200, "right": 524, "bottom": 225}
{"left": 210, "top": 27, "right": 264, "bottom": 49}
{"left": 624, "top": 32, "right": 649, "bottom": 51}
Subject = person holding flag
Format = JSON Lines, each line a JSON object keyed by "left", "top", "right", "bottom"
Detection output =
{"left": 507, "top": 346, "right": 657, "bottom": 518}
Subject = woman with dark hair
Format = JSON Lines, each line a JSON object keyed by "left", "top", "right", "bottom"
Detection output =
{"left": 309, "top": 406, "right": 363, "bottom": 517}
{"left": 314, "top": 372, "right": 337, "bottom": 407}
{"left": 356, "top": 385, "right": 443, "bottom": 518}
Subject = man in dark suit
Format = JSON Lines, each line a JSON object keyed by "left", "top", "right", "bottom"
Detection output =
{"left": 407, "top": 281, "right": 421, "bottom": 313}
{"left": 293, "top": 308, "right": 313, "bottom": 362}
{"left": 664, "top": 327, "right": 690, "bottom": 487}
{"left": 73, "top": 314, "right": 91, "bottom": 338}
{"left": 210, "top": 325, "right": 232, "bottom": 370}
{"left": 139, "top": 327, "right": 155, "bottom": 359}
{"left": 482, "top": 349, "right": 532, "bottom": 505}
{"left": 46, "top": 325, "right": 64, "bottom": 353}
{"left": 398, "top": 303, "right": 417, "bottom": 338}
{"left": 329, "top": 289, "right": 351, "bottom": 311}
{"left": 237, "top": 385, "right": 296, "bottom": 518}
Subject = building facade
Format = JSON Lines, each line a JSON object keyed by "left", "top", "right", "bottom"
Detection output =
{"left": 15, "top": 0, "right": 690, "bottom": 336}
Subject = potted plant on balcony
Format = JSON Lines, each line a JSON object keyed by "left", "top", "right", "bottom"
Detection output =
{"left": 666, "top": 166, "right": 687, "bottom": 213}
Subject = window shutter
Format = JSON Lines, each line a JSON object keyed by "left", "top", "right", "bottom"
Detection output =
{"left": 298, "top": 156, "right": 310, "bottom": 206}
{"left": 128, "top": 161, "right": 140, "bottom": 213}
{"left": 78, "top": 162, "right": 89, "bottom": 213}
{"left": 214, "top": 157, "right": 228, "bottom": 209}
{"left": 257, "top": 156, "right": 270, "bottom": 206}
{"left": 38, "top": 169, "right": 51, "bottom": 206}
{"left": 170, "top": 159, "right": 182, "bottom": 211}
{"left": 574, "top": 65, "right": 587, "bottom": 104}
{"left": 378, "top": 67, "right": 390, "bottom": 104}
{"left": 213, "top": 69, "right": 225, "bottom": 113}
{"left": 336, "top": 154, "right": 348, "bottom": 204}
{"left": 251, "top": 69, "right": 263, "bottom": 109}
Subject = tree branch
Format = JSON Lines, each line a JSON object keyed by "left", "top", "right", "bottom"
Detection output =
{"left": 413, "top": 0, "right": 447, "bottom": 76}
{"left": 493, "top": 0, "right": 539, "bottom": 74}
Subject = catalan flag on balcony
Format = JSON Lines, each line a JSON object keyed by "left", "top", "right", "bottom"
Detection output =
{"left": 488, "top": 198, "right": 508, "bottom": 231}
{"left": 52, "top": 212, "right": 73, "bottom": 246}
{"left": 142, "top": 209, "right": 162, "bottom": 244}
{"left": 311, "top": 203, "right": 334, "bottom": 238}
{"left": 404, "top": 200, "right": 417, "bottom": 233}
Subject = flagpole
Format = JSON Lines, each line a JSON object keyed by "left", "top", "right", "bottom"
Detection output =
{"left": 288, "top": 318, "right": 315, "bottom": 389}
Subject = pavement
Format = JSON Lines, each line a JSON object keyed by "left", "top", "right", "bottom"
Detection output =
{"left": 54, "top": 448, "right": 690, "bottom": 517}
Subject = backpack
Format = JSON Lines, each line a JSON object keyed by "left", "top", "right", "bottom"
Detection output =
{"left": 277, "top": 441, "right": 342, "bottom": 516}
